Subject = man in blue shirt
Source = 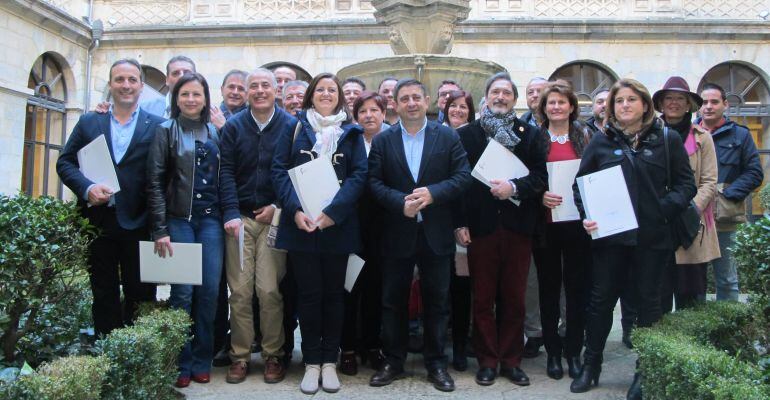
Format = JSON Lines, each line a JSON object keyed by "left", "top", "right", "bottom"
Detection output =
{"left": 368, "top": 78, "right": 471, "bottom": 392}
{"left": 57, "top": 58, "right": 165, "bottom": 336}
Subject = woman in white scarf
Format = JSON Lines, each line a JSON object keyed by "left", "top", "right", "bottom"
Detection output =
{"left": 271, "top": 72, "right": 368, "bottom": 395}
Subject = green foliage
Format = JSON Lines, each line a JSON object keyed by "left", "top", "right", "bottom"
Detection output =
{"left": 0, "top": 355, "right": 109, "bottom": 400}
{"left": 96, "top": 308, "right": 190, "bottom": 400}
{"left": 732, "top": 216, "right": 770, "bottom": 302}
{"left": 634, "top": 301, "right": 770, "bottom": 399}
{"left": 0, "top": 194, "right": 95, "bottom": 366}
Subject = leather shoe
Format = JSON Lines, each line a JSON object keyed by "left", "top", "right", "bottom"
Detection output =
{"left": 522, "top": 337, "right": 542, "bottom": 358}
{"left": 191, "top": 373, "right": 210, "bottom": 384}
{"left": 264, "top": 356, "right": 286, "bottom": 383}
{"left": 500, "top": 367, "right": 530, "bottom": 386}
{"left": 566, "top": 356, "right": 582, "bottom": 379}
{"left": 175, "top": 375, "right": 191, "bottom": 388}
{"left": 475, "top": 367, "right": 497, "bottom": 386}
{"left": 340, "top": 352, "right": 358, "bottom": 376}
{"left": 226, "top": 361, "right": 249, "bottom": 384}
{"left": 546, "top": 355, "right": 564, "bottom": 380}
{"left": 427, "top": 368, "right": 455, "bottom": 392}
{"left": 369, "top": 363, "right": 407, "bottom": 387}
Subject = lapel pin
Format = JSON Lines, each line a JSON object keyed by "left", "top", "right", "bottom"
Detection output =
{"left": 518, "top": 126, "right": 524, "bottom": 132}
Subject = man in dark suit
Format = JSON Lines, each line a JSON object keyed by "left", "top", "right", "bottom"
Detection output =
{"left": 57, "top": 58, "right": 165, "bottom": 336}
{"left": 368, "top": 78, "right": 472, "bottom": 392}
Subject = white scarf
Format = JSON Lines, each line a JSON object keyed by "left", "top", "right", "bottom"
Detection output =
{"left": 307, "top": 108, "right": 347, "bottom": 159}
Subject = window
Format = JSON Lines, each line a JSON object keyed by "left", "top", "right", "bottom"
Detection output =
{"left": 22, "top": 53, "right": 67, "bottom": 199}
{"left": 549, "top": 61, "right": 617, "bottom": 116}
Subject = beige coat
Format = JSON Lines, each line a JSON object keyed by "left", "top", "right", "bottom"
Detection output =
{"left": 675, "top": 125, "right": 721, "bottom": 264}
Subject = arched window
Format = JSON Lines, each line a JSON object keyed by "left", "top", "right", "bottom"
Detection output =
{"left": 549, "top": 61, "right": 617, "bottom": 116}
{"left": 22, "top": 53, "right": 67, "bottom": 199}
{"left": 261, "top": 62, "right": 313, "bottom": 83}
{"left": 699, "top": 62, "right": 770, "bottom": 217}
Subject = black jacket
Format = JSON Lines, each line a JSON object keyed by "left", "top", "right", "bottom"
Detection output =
{"left": 56, "top": 110, "right": 165, "bottom": 231}
{"left": 146, "top": 118, "right": 220, "bottom": 239}
{"left": 573, "top": 120, "right": 697, "bottom": 250}
{"left": 368, "top": 120, "right": 472, "bottom": 257}
{"left": 455, "top": 118, "right": 547, "bottom": 238}
{"left": 219, "top": 106, "right": 297, "bottom": 222}
{"left": 695, "top": 117, "right": 763, "bottom": 201}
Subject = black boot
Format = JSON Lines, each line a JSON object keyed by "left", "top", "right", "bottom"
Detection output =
{"left": 546, "top": 355, "right": 563, "bottom": 380}
{"left": 566, "top": 356, "right": 582, "bottom": 379}
{"left": 570, "top": 364, "right": 600, "bottom": 393}
{"left": 627, "top": 372, "right": 642, "bottom": 400}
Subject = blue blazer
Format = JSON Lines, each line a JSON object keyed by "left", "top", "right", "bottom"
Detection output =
{"left": 56, "top": 110, "right": 165, "bottom": 231}
{"left": 271, "top": 111, "right": 367, "bottom": 254}
{"left": 368, "top": 120, "right": 472, "bottom": 257}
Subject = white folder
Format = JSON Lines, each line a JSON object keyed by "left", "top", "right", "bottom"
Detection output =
{"left": 77, "top": 134, "right": 120, "bottom": 193}
{"left": 547, "top": 159, "right": 582, "bottom": 222}
{"left": 345, "top": 254, "right": 365, "bottom": 292}
{"left": 139, "top": 241, "right": 202, "bottom": 285}
{"left": 576, "top": 165, "right": 638, "bottom": 239}
{"left": 288, "top": 157, "right": 340, "bottom": 222}
{"left": 471, "top": 139, "right": 529, "bottom": 205}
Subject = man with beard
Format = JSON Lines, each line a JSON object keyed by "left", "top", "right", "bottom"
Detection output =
{"left": 586, "top": 89, "right": 609, "bottom": 134}
{"left": 454, "top": 72, "right": 547, "bottom": 387}
{"left": 57, "top": 58, "right": 165, "bottom": 336}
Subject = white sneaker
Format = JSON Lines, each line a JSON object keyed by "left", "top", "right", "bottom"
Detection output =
{"left": 321, "top": 363, "right": 341, "bottom": 393}
{"left": 300, "top": 364, "right": 321, "bottom": 395}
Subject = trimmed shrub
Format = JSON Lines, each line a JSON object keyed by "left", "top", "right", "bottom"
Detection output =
{"left": 0, "top": 355, "right": 109, "bottom": 400}
{"left": 97, "top": 308, "right": 190, "bottom": 400}
{"left": 0, "top": 194, "right": 94, "bottom": 366}
{"left": 732, "top": 216, "right": 770, "bottom": 302}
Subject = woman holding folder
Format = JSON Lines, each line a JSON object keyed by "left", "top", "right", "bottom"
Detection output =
{"left": 272, "top": 72, "right": 367, "bottom": 395}
{"left": 570, "top": 79, "right": 696, "bottom": 398}
{"left": 532, "top": 81, "right": 592, "bottom": 381}
{"left": 146, "top": 72, "right": 224, "bottom": 388}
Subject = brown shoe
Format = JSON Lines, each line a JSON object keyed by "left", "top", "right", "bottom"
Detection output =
{"left": 226, "top": 361, "right": 249, "bottom": 384}
{"left": 264, "top": 356, "right": 287, "bottom": 383}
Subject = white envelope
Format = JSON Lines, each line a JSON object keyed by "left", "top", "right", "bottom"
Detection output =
{"left": 288, "top": 157, "right": 340, "bottom": 222}
{"left": 77, "top": 134, "right": 120, "bottom": 193}
{"left": 345, "top": 254, "right": 365, "bottom": 292}
{"left": 471, "top": 139, "right": 529, "bottom": 206}
{"left": 139, "top": 241, "right": 202, "bottom": 285}
{"left": 576, "top": 165, "right": 638, "bottom": 239}
{"left": 547, "top": 159, "right": 582, "bottom": 222}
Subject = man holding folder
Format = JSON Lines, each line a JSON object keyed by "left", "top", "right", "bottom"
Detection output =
{"left": 56, "top": 58, "right": 165, "bottom": 336}
{"left": 368, "top": 78, "right": 471, "bottom": 392}
{"left": 454, "top": 72, "right": 547, "bottom": 386}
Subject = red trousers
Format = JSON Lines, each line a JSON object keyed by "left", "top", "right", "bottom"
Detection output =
{"left": 468, "top": 226, "right": 531, "bottom": 369}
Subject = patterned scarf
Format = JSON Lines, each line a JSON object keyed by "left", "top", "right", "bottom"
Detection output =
{"left": 307, "top": 108, "right": 347, "bottom": 159}
{"left": 479, "top": 107, "right": 521, "bottom": 151}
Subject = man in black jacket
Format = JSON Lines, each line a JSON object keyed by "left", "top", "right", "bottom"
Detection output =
{"left": 454, "top": 72, "right": 547, "bottom": 387}
{"left": 698, "top": 82, "right": 764, "bottom": 301}
{"left": 368, "top": 78, "right": 471, "bottom": 392}
{"left": 57, "top": 58, "right": 164, "bottom": 336}
{"left": 218, "top": 68, "right": 297, "bottom": 384}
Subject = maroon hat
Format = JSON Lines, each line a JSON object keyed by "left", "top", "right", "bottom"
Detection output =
{"left": 652, "top": 76, "right": 703, "bottom": 113}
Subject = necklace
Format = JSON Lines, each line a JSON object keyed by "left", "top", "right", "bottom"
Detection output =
{"left": 548, "top": 130, "right": 569, "bottom": 144}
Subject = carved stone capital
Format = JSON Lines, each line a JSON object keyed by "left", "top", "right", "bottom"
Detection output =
{"left": 372, "top": 0, "right": 470, "bottom": 54}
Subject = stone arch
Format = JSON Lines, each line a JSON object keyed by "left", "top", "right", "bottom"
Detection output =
{"left": 26, "top": 51, "right": 76, "bottom": 105}
{"left": 260, "top": 61, "right": 313, "bottom": 83}
{"left": 549, "top": 60, "right": 618, "bottom": 103}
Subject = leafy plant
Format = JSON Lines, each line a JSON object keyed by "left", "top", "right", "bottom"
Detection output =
{"left": 0, "top": 194, "right": 94, "bottom": 366}
{"left": 0, "top": 355, "right": 109, "bottom": 400}
{"left": 96, "top": 308, "right": 190, "bottom": 400}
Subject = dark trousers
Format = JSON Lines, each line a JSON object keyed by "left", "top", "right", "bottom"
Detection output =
{"left": 583, "top": 245, "right": 668, "bottom": 365}
{"left": 381, "top": 227, "right": 450, "bottom": 371}
{"left": 450, "top": 259, "right": 471, "bottom": 350}
{"left": 661, "top": 262, "right": 707, "bottom": 313}
{"left": 290, "top": 251, "right": 347, "bottom": 364}
{"left": 468, "top": 226, "right": 530, "bottom": 369}
{"left": 87, "top": 212, "right": 156, "bottom": 336}
{"left": 532, "top": 222, "right": 589, "bottom": 358}
{"left": 341, "top": 255, "right": 383, "bottom": 352}
{"left": 281, "top": 259, "right": 298, "bottom": 357}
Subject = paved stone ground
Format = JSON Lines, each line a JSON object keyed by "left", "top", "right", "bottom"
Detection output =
{"left": 166, "top": 282, "right": 634, "bottom": 400}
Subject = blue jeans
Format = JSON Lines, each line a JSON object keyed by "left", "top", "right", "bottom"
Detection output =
{"left": 168, "top": 215, "right": 224, "bottom": 376}
{"left": 712, "top": 230, "right": 740, "bottom": 301}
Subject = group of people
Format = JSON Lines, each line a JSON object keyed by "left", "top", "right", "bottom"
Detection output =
{"left": 55, "top": 54, "right": 763, "bottom": 399}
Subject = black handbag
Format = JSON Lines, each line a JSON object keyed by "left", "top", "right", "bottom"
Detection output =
{"left": 662, "top": 127, "right": 702, "bottom": 250}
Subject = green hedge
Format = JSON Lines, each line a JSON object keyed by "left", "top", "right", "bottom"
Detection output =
{"left": 0, "top": 355, "right": 109, "bottom": 400}
{"left": 97, "top": 308, "right": 190, "bottom": 400}
{"left": 634, "top": 302, "right": 770, "bottom": 400}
